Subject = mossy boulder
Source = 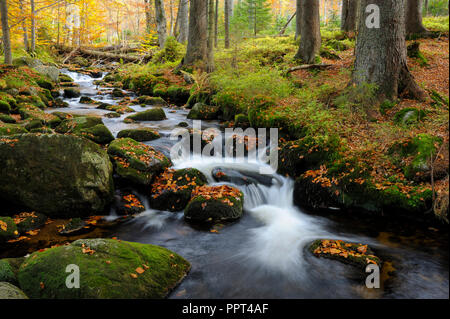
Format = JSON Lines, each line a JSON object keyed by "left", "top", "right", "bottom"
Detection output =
{"left": 117, "top": 128, "right": 160, "bottom": 142}
{"left": 55, "top": 116, "right": 114, "bottom": 144}
{"left": 0, "top": 282, "right": 28, "bottom": 299}
{"left": 184, "top": 185, "right": 244, "bottom": 223}
{"left": 112, "top": 88, "right": 126, "bottom": 98}
{"left": 166, "top": 86, "right": 190, "bottom": 104}
{"left": 125, "top": 108, "right": 167, "bottom": 122}
{"left": 234, "top": 114, "right": 250, "bottom": 129}
{"left": 96, "top": 103, "right": 134, "bottom": 114}
{"left": 0, "top": 259, "right": 17, "bottom": 284}
{"left": 0, "top": 122, "right": 28, "bottom": 136}
{"left": 0, "top": 100, "right": 11, "bottom": 114}
{"left": 114, "top": 191, "right": 146, "bottom": 215}
{"left": 0, "top": 217, "right": 18, "bottom": 243}
{"left": 16, "top": 95, "right": 46, "bottom": 109}
{"left": 394, "top": 108, "right": 427, "bottom": 125}
{"left": 58, "top": 74, "right": 74, "bottom": 83}
{"left": 58, "top": 218, "right": 90, "bottom": 236}
{"left": 36, "top": 78, "right": 54, "bottom": 90}
{"left": 187, "top": 103, "right": 220, "bottom": 120}
{"left": 150, "top": 168, "right": 208, "bottom": 212}
{"left": 17, "top": 238, "right": 190, "bottom": 299}
{"left": 18, "top": 104, "right": 61, "bottom": 128}
{"left": 108, "top": 138, "right": 172, "bottom": 186}
{"left": 309, "top": 239, "right": 381, "bottom": 270}
{"left": 14, "top": 212, "right": 48, "bottom": 233}
{"left": 137, "top": 96, "right": 168, "bottom": 107}
{"left": 79, "top": 96, "right": 95, "bottom": 104}
{"left": 0, "top": 114, "right": 16, "bottom": 123}
{"left": 73, "top": 56, "right": 91, "bottom": 68}
{"left": 278, "top": 136, "right": 339, "bottom": 177}
{"left": 64, "top": 88, "right": 81, "bottom": 98}
{"left": 389, "top": 133, "right": 442, "bottom": 181}
{"left": 0, "top": 134, "right": 114, "bottom": 218}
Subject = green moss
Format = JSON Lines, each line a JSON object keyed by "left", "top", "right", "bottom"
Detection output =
{"left": 79, "top": 124, "right": 115, "bottom": 144}
{"left": 187, "top": 103, "right": 220, "bottom": 120}
{"left": 0, "top": 259, "right": 18, "bottom": 284}
{"left": 0, "top": 100, "right": 11, "bottom": 114}
{"left": 150, "top": 168, "right": 208, "bottom": 212}
{"left": 108, "top": 138, "right": 172, "bottom": 185}
{"left": 63, "top": 88, "right": 81, "bottom": 98}
{"left": 58, "top": 74, "right": 74, "bottom": 83}
{"left": 0, "top": 122, "right": 28, "bottom": 136}
{"left": 137, "top": 96, "right": 168, "bottom": 107}
{"left": 117, "top": 128, "right": 160, "bottom": 142}
{"left": 17, "top": 239, "right": 190, "bottom": 299}
{"left": 394, "top": 108, "right": 427, "bottom": 125}
{"left": 0, "top": 114, "right": 16, "bottom": 123}
{"left": 0, "top": 217, "right": 18, "bottom": 243}
{"left": 125, "top": 108, "right": 167, "bottom": 122}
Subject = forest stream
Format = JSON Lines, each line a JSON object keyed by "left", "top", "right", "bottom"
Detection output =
{"left": 42, "top": 68, "right": 449, "bottom": 299}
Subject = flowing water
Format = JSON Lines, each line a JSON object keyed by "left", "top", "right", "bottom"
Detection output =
{"left": 47, "top": 69, "right": 449, "bottom": 299}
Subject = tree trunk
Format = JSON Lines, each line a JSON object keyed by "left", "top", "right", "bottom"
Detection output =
{"left": 341, "top": 0, "right": 358, "bottom": 32}
{"left": 207, "top": 0, "right": 215, "bottom": 72}
{"left": 225, "top": 0, "right": 231, "bottom": 48}
{"left": 406, "top": 0, "right": 428, "bottom": 35}
{"left": 19, "top": 0, "right": 29, "bottom": 51}
{"left": 155, "top": 0, "right": 167, "bottom": 47}
{"left": 31, "top": 0, "right": 36, "bottom": 52}
{"left": 294, "top": 0, "right": 321, "bottom": 64}
{"left": 353, "top": 0, "right": 426, "bottom": 101}
{"left": 144, "top": 0, "right": 152, "bottom": 34}
{"left": 214, "top": 0, "right": 219, "bottom": 48}
{"left": 0, "top": 0, "right": 12, "bottom": 64}
{"left": 295, "top": 0, "right": 302, "bottom": 40}
{"left": 177, "top": 0, "right": 189, "bottom": 43}
{"left": 424, "top": 0, "right": 429, "bottom": 16}
{"left": 182, "top": 0, "right": 208, "bottom": 68}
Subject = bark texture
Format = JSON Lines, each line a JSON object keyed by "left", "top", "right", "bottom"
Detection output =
{"left": 182, "top": 0, "right": 208, "bottom": 67}
{"left": 177, "top": 0, "right": 189, "bottom": 43}
{"left": 341, "top": 0, "right": 358, "bottom": 32}
{"left": 155, "top": 0, "right": 167, "bottom": 47}
{"left": 406, "top": 0, "right": 428, "bottom": 35}
{"left": 207, "top": 0, "right": 215, "bottom": 72}
{"left": 0, "top": 0, "right": 12, "bottom": 64}
{"left": 225, "top": 0, "right": 231, "bottom": 48}
{"left": 294, "top": 0, "right": 321, "bottom": 64}
{"left": 353, "top": 0, "right": 426, "bottom": 101}
{"left": 295, "top": 0, "right": 302, "bottom": 39}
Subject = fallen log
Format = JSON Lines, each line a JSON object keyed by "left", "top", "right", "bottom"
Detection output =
{"left": 55, "top": 45, "right": 152, "bottom": 63}
{"left": 285, "top": 63, "right": 333, "bottom": 74}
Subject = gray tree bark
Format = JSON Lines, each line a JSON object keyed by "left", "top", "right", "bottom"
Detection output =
{"left": 19, "top": 0, "right": 29, "bottom": 51}
{"left": 341, "top": 0, "right": 358, "bottom": 32}
{"left": 177, "top": 0, "right": 189, "bottom": 43}
{"left": 294, "top": 0, "right": 321, "bottom": 64}
{"left": 214, "top": 0, "right": 219, "bottom": 48}
{"left": 406, "top": 0, "right": 428, "bottom": 35}
{"left": 0, "top": 0, "right": 12, "bottom": 64}
{"left": 31, "top": 0, "right": 36, "bottom": 52}
{"left": 295, "top": 0, "right": 302, "bottom": 40}
{"left": 155, "top": 0, "right": 167, "bottom": 47}
{"left": 182, "top": 0, "right": 208, "bottom": 68}
{"left": 353, "top": 0, "right": 426, "bottom": 101}
{"left": 225, "top": 0, "right": 231, "bottom": 48}
{"left": 207, "top": 0, "right": 215, "bottom": 72}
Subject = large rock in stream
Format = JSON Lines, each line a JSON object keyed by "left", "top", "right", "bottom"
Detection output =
{"left": 108, "top": 138, "right": 172, "bottom": 186}
{"left": 16, "top": 238, "right": 190, "bottom": 299}
{"left": 0, "top": 134, "right": 114, "bottom": 218}
{"left": 184, "top": 185, "right": 244, "bottom": 223}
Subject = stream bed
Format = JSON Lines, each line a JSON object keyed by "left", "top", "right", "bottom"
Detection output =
{"left": 46, "top": 69, "right": 449, "bottom": 299}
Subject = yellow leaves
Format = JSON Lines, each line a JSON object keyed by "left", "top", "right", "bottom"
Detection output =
{"left": 81, "top": 244, "right": 95, "bottom": 255}
{"left": 0, "top": 220, "right": 7, "bottom": 232}
{"left": 130, "top": 273, "right": 138, "bottom": 279}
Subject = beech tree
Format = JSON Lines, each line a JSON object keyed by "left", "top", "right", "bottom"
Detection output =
{"left": 0, "top": 0, "right": 12, "bottom": 64}
{"left": 341, "top": 0, "right": 358, "bottom": 33}
{"left": 181, "top": 0, "right": 208, "bottom": 68}
{"left": 176, "top": 0, "right": 189, "bottom": 43}
{"left": 155, "top": 0, "right": 167, "bottom": 47}
{"left": 353, "top": 0, "right": 426, "bottom": 101}
{"left": 207, "top": 0, "right": 215, "bottom": 72}
{"left": 225, "top": 0, "right": 231, "bottom": 48}
{"left": 406, "top": 0, "right": 428, "bottom": 36}
{"left": 295, "top": 0, "right": 301, "bottom": 40}
{"left": 294, "top": 0, "right": 321, "bottom": 64}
